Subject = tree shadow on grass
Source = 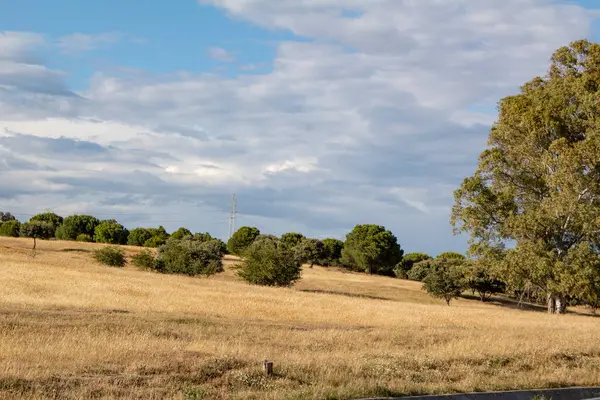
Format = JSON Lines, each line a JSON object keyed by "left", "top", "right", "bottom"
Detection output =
{"left": 299, "top": 289, "right": 392, "bottom": 301}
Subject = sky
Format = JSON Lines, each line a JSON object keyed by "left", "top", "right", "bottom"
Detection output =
{"left": 0, "top": 0, "right": 599, "bottom": 255}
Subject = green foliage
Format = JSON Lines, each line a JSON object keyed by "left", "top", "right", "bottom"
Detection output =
{"left": 280, "top": 232, "right": 305, "bottom": 250}
{"left": 294, "top": 238, "right": 324, "bottom": 267}
{"left": 436, "top": 252, "right": 466, "bottom": 260}
{"left": 341, "top": 224, "right": 403, "bottom": 275}
{"left": 407, "top": 259, "right": 433, "bottom": 281}
{"left": 131, "top": 249, "right": 156, "bottom": 270}
{"left": 144, "top": 236, "right": 167, "bottom": 248}
{"left": 0, "top": 220, "right": 21, "bottom": 237}
{"left": 76, "top": 234, "right": 93, "bottom": 242}
{"left": 55, "top": 215, "right": 100, "bottom": 241}
{"left": 155, "top": 239, "right": 224, "bottom": 276}
{"left": 94, "top": 220, "right": 129, "bottom": 244}
{"left": 462, "top": 262, "right": 506, "bottom": 301}
{"left": 92, "top": 247, "right": 126, "bottom": 267}
{"left": 320, "top": 238, "right": 344, "bottom": 267}
{"left": 20, "top": 221, "right": 54, "bottom": 240}
{"left": 235, "top": 239, "right": 301, "bottom": 287}
{"left": 451, "top": 40, "right": 600, "bottom": 314}
{"left": 394, "top": 252, "right": 431, "bottom": 278}
{"left": 0, "top": 212, "right": 16, "bottom": 222}
{"left": 127, "top": 228, "right": 152, "bottom": 246}
{"left": 422, "top": 259, "right": 465, "bottom": 305}
{"left": 227, "top": 226, "right": 260, "bottom": 255}
{"left": 30, "top": 212, "right": 63, "bottom": 228}
{"left": 171, "top": 227, "right": 193, "bottom": 240}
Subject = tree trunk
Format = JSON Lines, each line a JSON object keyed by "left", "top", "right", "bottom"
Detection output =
{"left": 547, "top": 294, "right": 567, "bottom": 314}
{"left": 445, "top": 297, "right": 451, "bottom": 306}
{"left": 33, "top": 237, "right": 37, "bottom": 250}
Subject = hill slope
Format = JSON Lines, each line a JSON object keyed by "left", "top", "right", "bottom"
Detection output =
{"left": 1, "top": 237, "right": 599, "bottom": 400}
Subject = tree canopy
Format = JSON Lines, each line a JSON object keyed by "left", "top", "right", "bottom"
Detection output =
{"left": 451, "top": 40, "right": 600, "bottom": 314}
{"left": 341, "top": 224, "right": 403, "bottom": 275}
{"left": 227, "top": 226, "right": 260, "bottom": 255}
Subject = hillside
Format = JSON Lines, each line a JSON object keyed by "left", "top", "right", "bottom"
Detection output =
{"left": 1, "top": 237, "right": 599, "bottom": 400}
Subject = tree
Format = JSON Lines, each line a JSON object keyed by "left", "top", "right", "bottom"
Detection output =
{"left": 294, "top": 238, "right": 324, "bottom": 267}
{"left": 30, "top": 212, "right": 63, "bottom": 228}
{"left": 0, "top": 212, "right": 16, "bottom": 222}
{"left": 55, "top": 215, "right": 100, "bottom": 241}
{"left": 171, "top": 227, "right": 192, "bottom": 240}
{"left": 235, "top": 239, "right": 301, "bottom": 287}
{"left": 422, "top": 259, "right": 465, "bottom": 305}
{"left": 143, "top": 226, "right": 170, "bottom": 248}
{"left": 128, "top": 228, "right": 152, "bottom": 246}
{"left": 341, "top": 224, "right": 403, "bottom": 275}
{"left": 436, "top": 252, "right": 466, "bottom": 261}
{"left": 227, "top": 226, "right": 260, "bottom": 255}
{"left": 407, "top": 259, "right": 433, "bottom": 281}
{"left": 0, "top": 220, "right": 21, "bottom": 237}
{"left": 320, "top": 238, "right": 344, "bottom": 266}
{"left": 451, "top": 40, "right": 600, "bottom": 314}
{"left": 280, "top": 232, "right": 305, "bottom": 250}
{"left": 462, "top": 261, "right": 506, "bottom": 301}
{"left": 94, "top": 220, "right": 129, "bottom": 245}
{"left": 20, "top": 221, "right": 54, "bottom": 249}
{"left": 395, "top": 252, "right": 431, "bottom": 278}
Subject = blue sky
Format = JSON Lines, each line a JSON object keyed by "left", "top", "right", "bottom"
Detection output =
{"left": 0, "top": 0, "right": 599, "bottom": 255}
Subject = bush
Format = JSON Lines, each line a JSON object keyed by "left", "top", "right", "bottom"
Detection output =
{"left": 144, "top": 235, "right": 167, "bottom": 248}
{"left": 76, "top": 233, "right": 94, "bottom": 242}
{"left": 0, "top": 220, "right": 21, "bottom": 237}
{"left": 422, "top": 259, "right": 465, "bottom": 305}
{"left": 128, "top": 228, "right": 152, "bottom": 246}
{"left": 320, "top": 238, "right": 344, "bottom": 266}
{"left": 294, "top": 238, "right": 324, "bottom": 267}
{"left": 93, "top": 247, "right": 126, "bottom": 267}
{"left": 55, "top": 215, "right": 100, "bottom": 241}
{"left": 463, "top": 262, "right": 506, "bottom": 301}
{"left": 407, "top": 259, "right": 433, "bottom": 281}
{"left": 155, "top": 239, "right": 224, "bottom": 276}
{"left": 395, "top": 252, "right": 431, "bottom": 278}
{"left": 131, "top": 249, "right": 156, "bottom": 270}
{"left": 341, "top": 224, "right": 403, "bottom": 275}
{"left": 227, "top": 226, "right": 260, "bottom": 255}
{"left": 94, "top": 220, "right": 129, "bottom": 244}
{"left": 171, "top": 227, "right": 193, "bottom": 240}
{"left": 235, "top": 239, "right": 301, "bottom": 287}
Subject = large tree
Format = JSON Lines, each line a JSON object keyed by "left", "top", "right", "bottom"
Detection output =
{"left": 451, "top": 40, "right": 600, "bottom": 314}
{"left": 341, "top": 224, "right": 403, "bottom": 275}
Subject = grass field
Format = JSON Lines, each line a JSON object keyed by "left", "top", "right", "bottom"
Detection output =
{"left": 1, "top": 236, "right": 599, "bottom": 400}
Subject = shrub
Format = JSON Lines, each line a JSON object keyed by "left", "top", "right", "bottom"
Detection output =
{"left": 144, "top": 235, "right": 167, "bottom": 248}
{"left": 0, "top": 220, "right": 21, "bottom": 237}
{"left": 294, "top": 238, "right": 324, "bottom": 267}
{"left": 463, "top": 262, "right": 506, "bottom": 301}
{"left": 227, "top": 226, "right": 260, "bottom": 255}
{"left": 93, "top": 247, "right": 126, "bottom": 267}
{"left": 171, "top": 227, "right": 193, "bottom": 240}
{"left": 20, "top": 221, "right": 54, "bottom": 247}
{"left": 155, "top": 239, "right": 224, "bottom": 276}
{"left": 320, "top": 238, "right": 344, "bottom": 266}
{"left": 131, "top": 249, "right": 156, "bottom": 270}
{"left": 407, "top": 259, "right": 433, "bottom": 281}
{"left": 128, "top": 228, "right": 153, "bottom": 246}
{"left": 235, "top": 239, "right": 301, "bottom": 287}
{"left": 422, "top": 258, "right": 465, "bottom": 305}
{"left": 280, "top": 232, "right": 305, "bottom": 250}
{"left": 341, "top": 224, "right": 403, "bottom": 275}
{"left": 395, "top": 252, "right": 431, "bottom": 278}
{"left": 76, "top": 233, "right": 94, "bottom": 242}
{"left": 94, "top": 220, "right": 129, "bottom": 244}
{"left": 55, "top": 215, "right": 100, "bottom": 241}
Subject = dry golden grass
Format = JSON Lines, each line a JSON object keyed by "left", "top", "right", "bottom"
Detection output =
{"left": 0, "top": 236, "right": 599, "bottom": 400}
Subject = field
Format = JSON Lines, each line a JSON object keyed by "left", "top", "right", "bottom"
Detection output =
{"left": 1, "top": 237, "right": 599, "bottom": 400}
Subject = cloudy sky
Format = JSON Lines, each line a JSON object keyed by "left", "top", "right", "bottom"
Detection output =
{"left": 1, "top": 0, "right": 599, "bottom": 254}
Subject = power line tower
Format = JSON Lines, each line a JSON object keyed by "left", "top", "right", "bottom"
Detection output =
{"left": 228, "top": 194, "right": 237, "bottom": 239}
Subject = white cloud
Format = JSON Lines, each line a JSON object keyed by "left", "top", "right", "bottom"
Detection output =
{"left": 56, "top": 32, "right": 122, "bottom": 54}
{"left": 208, "top": 46, "right": 236, "bottom": 62}
{"left": 0, "top": 1, "right": 597, "bottom": 253}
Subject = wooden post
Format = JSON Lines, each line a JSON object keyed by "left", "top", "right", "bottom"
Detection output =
{"left": 263, "top": 360, "right": 273, "bottom": 376}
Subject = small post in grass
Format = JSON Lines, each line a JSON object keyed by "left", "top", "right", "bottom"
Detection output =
{"left": 263, "top": 360, "right": 273, "bottom": 376}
